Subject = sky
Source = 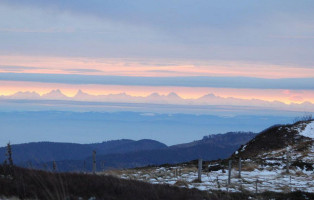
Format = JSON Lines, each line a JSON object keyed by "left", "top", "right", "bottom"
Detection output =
{"left": 0, "top": 1, "right": 313, "bottom": 107}
{"left": 0, "top": 1, "right": 313, "bottom": 145}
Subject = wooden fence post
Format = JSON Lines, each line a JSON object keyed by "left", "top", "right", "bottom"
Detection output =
{"left": 43, "top": 163, "right": 47, "bottom": 170}
{"left": 53, "top": 161, "right": 57, "bottom": 172}
{"left": 101, "top": 161, "right": 105, "bottom": 171}
{"left": 238, "top": 157, "right": 241, "bottom": 178}
{"left": 92, "top": 150, "right": 96, "bottom": 174}
{"left": 27, "top": 161, "right": 33, "bottom": 169}
{"left": 83, "top": 160, "right": 86, "bottom": 173}
{"left": 198, "top": 158, "right": 202, "bottom": 182}
{"left": 289, "top": 175, "right": 292, "bottom": 192}
{"left": 286, "top": 150, "right": 290, "bottom": 174}
{"left": 228, "top": 160, "right": 232, "bottom": 185}
{"left": 255, "top": 179, "right": 258, "bottom": 194}
{"left": 217, "top": 176, "right": 220, "bottom": 189}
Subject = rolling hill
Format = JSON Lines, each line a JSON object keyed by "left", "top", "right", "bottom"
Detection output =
{"left": 1, "top": 131, "right": 256, "bottom": 171}
{"left": 0, "top": 139, "right": 167, "bottom": 164}
{"left": 41, "top": 132, "right": 256, "bottom": 171}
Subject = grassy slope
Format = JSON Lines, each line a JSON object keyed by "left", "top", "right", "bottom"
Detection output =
{"left": 0, "top": 165, "right": 313, "bottom": 200}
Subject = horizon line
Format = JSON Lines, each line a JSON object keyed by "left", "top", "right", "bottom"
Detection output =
{"left": 1, "top": 89, "right": 314, "bottom": 106}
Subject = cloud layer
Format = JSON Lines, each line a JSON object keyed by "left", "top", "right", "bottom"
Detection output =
{"left": 1, "top": 1, "right": 314, "bottom": 65}
{"left": 0, "top": 72, "right": 313, "bottom": 90}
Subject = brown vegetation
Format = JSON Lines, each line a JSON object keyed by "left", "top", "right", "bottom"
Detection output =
{"left": 0, "top": 165, "right": 212, "bottom": 200}
{"left": 1, "top": 165, "right": 313, "bottom": 200}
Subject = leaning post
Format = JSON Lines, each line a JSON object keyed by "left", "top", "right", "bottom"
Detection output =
{"left": 286, "top": 149, "right": 290, "bottom": 174}
{"left": 92, "top": 150, "right": 96, "bottom": 174}
{"left": 255, "top": 179, "right": 258, "bottom": 194}
{"left": 198, "top": 158, "right": 202, "bottom": 182}
{"left": 238, "top": 157, "right": 242, "bottom": 178}
{"left": 52, "top": 161, "right": 57, "bottom": 172}
{"left": 228, "top": 160, "right": 232, "bottom": 185}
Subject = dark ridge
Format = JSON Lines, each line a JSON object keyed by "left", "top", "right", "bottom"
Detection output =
{"left": 38, "top": 132, "right": 256, "bottom": 172}
{"left": 0, "top": 139, "right": 167, "bottom": 165}
{"left": 232, "top": 120, "right": 314, "bottom": 159}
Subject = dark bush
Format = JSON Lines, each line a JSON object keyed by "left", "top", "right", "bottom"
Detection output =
{"left": 0, "top": 165, "right": 213, "bottom": 200}
{"left": 291, "top": 161, "right": 314, "bottom": 171}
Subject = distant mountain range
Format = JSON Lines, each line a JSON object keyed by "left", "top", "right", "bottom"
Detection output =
{"left": 0, "top": 132, "right": 256, "bottom": 171}
{"left": 1, "top": 89, "right": 313, "bottom": 111}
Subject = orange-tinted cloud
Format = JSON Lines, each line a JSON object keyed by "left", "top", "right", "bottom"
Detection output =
{"left": 289, "top": 96, "right": 304, "bottom": 102}
{"left": 1, "top": 55, "right": 314, "bottom": 78}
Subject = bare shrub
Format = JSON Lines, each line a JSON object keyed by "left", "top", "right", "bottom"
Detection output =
{"left": 293, "top": 113, "right": 313, "bottom": 123}
{"left": 174, "top": 180, "right": 189, "bottom": 188}
{"left": 295, "top": 171, "right": 305, "bottom": 176}
{"left": 191, "top": 178, "right": 202, "bottom": 183}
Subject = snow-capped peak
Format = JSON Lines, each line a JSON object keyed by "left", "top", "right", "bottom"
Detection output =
{"left": 167, "top": 92, "right": 180, "bottom": 98}
{"left": 42, "top": 89, "right": 68, "bottom": 99}
{"left": 74, "top": 89, "right": 90, "bottom": 97}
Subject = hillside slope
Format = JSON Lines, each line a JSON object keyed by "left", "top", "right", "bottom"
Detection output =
{"left": 2, "top": 165, "right": 311, "bottom": 200}
{"left": 108, "top": 120, "right": 314, "bottom": 194}
{"left": 232, "top": 120, "right": 314, "bottom": 167}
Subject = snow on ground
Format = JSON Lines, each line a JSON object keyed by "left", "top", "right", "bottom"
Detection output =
{"left": 102, "top": 121, "right": 314, "bottom": 194}
{"left": 106, "top": 160, "right": 313, "bottom": 194}
{"left": 105, "top": 138, "right": 314, "bottom": 194}
{"left": 299, "top": 121, "right": 314, "bottom": 139}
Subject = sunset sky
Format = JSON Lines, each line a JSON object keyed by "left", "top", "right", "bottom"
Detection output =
{"left": 1, "top": 0, "right": 314, "bottom": 145}
{"left": 0, "top": 0, "right": 314, "bottom": 111}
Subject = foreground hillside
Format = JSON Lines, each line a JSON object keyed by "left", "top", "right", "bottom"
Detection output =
{"left": 106, "top": 120, "right": 314, "bottom": 194}
{"left": 0, "top": 165, "right": 210, "bottom": 200}
{"left": 0, "top": 165, "right": 312, "bottom": 200}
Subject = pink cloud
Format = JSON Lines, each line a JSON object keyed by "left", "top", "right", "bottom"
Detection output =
{"left": 289, "top": 95, "right": 304, "bottom": 102}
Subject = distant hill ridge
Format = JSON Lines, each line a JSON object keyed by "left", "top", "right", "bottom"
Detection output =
{"left": 0, "top": 139, "right": 167, "bottom": 164}
{"left": 172, "top": 131, "right": 255, "bottom": 149}
{"left": 0, "top": 131, "right": 256, "bottom": 171}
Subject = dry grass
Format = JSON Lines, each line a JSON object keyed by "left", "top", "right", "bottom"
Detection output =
{"left": 191, "top": 178, "right": 202, "bottom": 183}
{"left": 174, "top": 180, "right": 189, "bottom": 188}
{"left": 295, "top": 171, "right": 305, "bottom": 176}
{"left": 241, "top": 163, "right": 258, "bottom": 172}
{"left": 180, "top": 166, "right": 197, "bottom": 174}
{"left": 295, "top": 140, "right": 313, "bottom": 152}
{"left": 0, "top": 165, "right": 217, "bottom": 200}
{"left": 100, "top": 168, "right": 125, "bottom": 176}
{"left": 0, "top": 197, "right": 21, "bottom": 200}
{"left": 265, "top": 166, "right": 275, "bottom": 171}
{"left": 279, "top": 185, "right": 291, "bottom": 193}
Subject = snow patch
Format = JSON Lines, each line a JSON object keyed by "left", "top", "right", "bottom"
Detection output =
{"left": 299, "top": 121, "right": 314, "bottom": 139}
{"left": 240, "top": 145, "right": 247, "bottom": 152}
